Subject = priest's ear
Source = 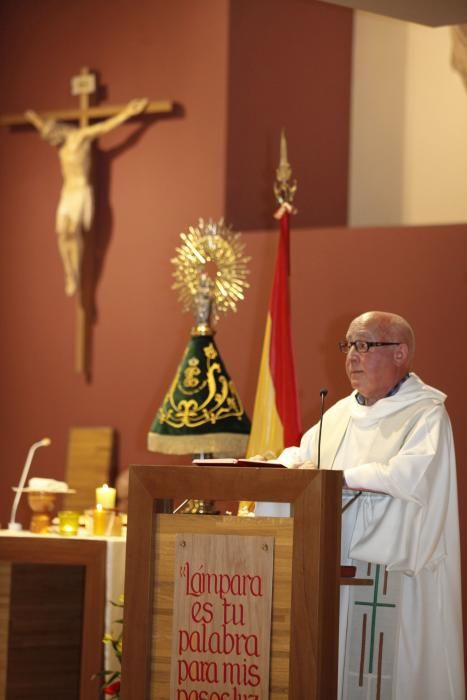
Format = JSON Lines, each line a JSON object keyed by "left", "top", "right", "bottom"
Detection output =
{"left": 394, "top": 343, "right": 409, "bottom": 366}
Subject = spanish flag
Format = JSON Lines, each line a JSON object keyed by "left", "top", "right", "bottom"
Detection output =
{"left": 246, "top": 207, "right": 302, "bottom": 458}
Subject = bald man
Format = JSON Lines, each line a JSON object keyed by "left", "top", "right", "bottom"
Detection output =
{"left": 262, "top": 311, "right": 464, "bottom": 700}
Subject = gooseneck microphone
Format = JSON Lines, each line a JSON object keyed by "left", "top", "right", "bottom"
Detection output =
{"left": 317, "top": 388, "right": 328, "bottom": 470}
{"left": 8, "top": 437, "right": 52, "bottom": 531}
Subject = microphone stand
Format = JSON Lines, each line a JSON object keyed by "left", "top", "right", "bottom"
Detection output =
{"left": 8, "top": 438, "right": 52, "bottom": 531}
{"left": 316, "top": 388, "right": 328, "bottom": 469}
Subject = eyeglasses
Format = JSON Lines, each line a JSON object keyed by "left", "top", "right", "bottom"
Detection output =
{"left": 338, "top": 340, "right": 401, "bottom": 354}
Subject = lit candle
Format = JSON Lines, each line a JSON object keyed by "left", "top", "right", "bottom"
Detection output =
{"left": 58, "top": 510, "right": 80, "bottom": 536}
{"left": 93, "top": 503, "right": 110, "bottom": 536}
{"left": 96, "top": 483, "right": 116, "bottom": 509}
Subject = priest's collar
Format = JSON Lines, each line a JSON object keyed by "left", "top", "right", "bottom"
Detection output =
{"left": 355, "top": 373, "right": 410, "bottom": 406}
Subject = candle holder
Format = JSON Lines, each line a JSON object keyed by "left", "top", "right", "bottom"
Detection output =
{"left": 93, "top": 505, "right": 111, "bottom": 536}
{"left": 27, "top": 491, "right": 58, "bottom": 533}
{"left": 93, "top": 506, "right": 123, "bottom": 537}
{"left": 58, "top": 510, "right": 80, "bottom": 536}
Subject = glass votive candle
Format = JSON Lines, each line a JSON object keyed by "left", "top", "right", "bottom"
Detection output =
{"left": 93, "top": 504, "right": 111, "bottom": 536}
{"left": 58, "top": 510, "right": 80, "bottom": 536}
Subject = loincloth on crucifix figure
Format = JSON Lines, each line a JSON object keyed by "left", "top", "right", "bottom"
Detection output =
{"left": 25, "top": 98, "right": 148, "bottom": 296}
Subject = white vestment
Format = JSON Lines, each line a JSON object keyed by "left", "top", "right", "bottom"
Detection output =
{"left": 262, "top": 374, "right": 465, "bottom": 700}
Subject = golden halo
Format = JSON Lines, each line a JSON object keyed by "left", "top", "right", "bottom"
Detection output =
{"left": 171, "top": 218, "right": 250, "bottom": 323}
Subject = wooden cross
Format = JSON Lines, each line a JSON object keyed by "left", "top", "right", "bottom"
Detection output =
{"left": 0, "top": 67, "right": 173, "bottom": 378}
{"left": 0, "top": 66, "right": 173, "bottom": 127}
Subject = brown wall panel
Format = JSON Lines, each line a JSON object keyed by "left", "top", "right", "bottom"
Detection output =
{"left": 225, "top": 0, "right": 353, "bottom": 229}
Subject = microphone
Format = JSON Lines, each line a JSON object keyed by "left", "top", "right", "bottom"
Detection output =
{"left": 8, "top": 437, "right": 52, "bottom": 531}
{"left": 317, "top": 388, "right": 328, "bottom": 470}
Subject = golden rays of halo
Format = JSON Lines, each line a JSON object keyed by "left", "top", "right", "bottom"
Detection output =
{"left": 171, "top": 218, "right": 250, "bottom": 323}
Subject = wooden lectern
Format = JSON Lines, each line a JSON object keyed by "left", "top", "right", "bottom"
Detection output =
{"left": 122, "top": 465, "right": 342, "bottom": 700}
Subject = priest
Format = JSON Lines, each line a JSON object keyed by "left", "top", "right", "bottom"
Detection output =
{"left": 261, "top": 311, "right": 464, "bottom": 700}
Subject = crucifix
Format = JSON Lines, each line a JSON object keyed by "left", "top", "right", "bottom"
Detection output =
{"left": 0, "top": 67, "right": 173, "bottom": 378}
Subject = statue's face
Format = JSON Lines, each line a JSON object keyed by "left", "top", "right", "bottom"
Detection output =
{"left": 41, "top": 120, "right": 69, "bottom": 146}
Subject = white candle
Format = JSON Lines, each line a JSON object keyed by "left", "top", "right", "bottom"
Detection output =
{"left": 96, "top": 483, "right": 116, "bottom": 509}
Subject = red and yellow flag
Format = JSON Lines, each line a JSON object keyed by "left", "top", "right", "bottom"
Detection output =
{"left": 246, "top": 208, "right": 302, "bottom": 459}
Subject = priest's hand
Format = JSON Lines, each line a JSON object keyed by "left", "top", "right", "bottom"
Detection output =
{"left": 249, "top": 451, "right": 277, "bottom": 461}
{"left": 287, "top": 459, "right": 317, "bottom": 470}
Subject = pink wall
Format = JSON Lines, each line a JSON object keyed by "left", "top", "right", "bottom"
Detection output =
{"left": 0, "top": 0, "right": 352, "bottom": 524}
{"left": 225, "top": 0, "right": 352, "bottom": 229}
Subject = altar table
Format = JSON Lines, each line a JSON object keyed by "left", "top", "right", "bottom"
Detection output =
{"left": 0, "top": 531, "right": 125, "bottom": 700}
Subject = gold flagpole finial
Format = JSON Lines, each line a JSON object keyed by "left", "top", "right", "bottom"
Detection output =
{"left": 276, "top": 129, "right": 292, "bottom": 183}
{"left": 273, "top": 129, "right": 297, "bottom": 214}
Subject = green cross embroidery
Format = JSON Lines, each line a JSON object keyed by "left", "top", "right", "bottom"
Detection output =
{"left": 354, "top": 564, "right": 396, "bottom": 673}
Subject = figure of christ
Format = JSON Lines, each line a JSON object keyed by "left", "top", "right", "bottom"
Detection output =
{"left": 25, "top": 98, "right": 148, "bottom": 296}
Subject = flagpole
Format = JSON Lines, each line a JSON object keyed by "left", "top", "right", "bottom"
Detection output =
{"left": 271, "top": 130, "right": 301, "bottom": 449}
{"left": 238, "top": 131, "right": 301, "bottom": 515}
